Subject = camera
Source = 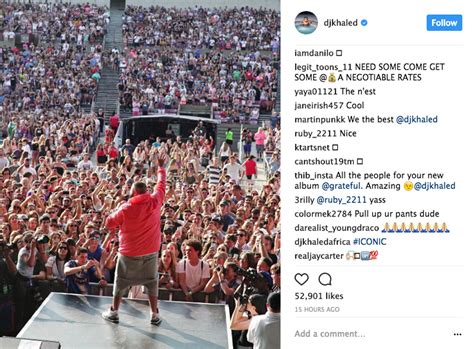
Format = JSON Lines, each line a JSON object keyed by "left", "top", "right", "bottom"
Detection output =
{"left": 36, "top": 235, "right": 50, "bottom": 244}
{"left": 234, "top": 268, "right": 269, "bottom": 305}
{"left": 215, "top": 265, "right": 224, "bottom": 273}
{"left": 235, "top": 267, "right": 259, "bottom": 283}
{"left": 234, "top": 284, "right": 257, "bottom": 305}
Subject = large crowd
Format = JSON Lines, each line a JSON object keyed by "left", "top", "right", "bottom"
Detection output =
{"left": 1, "top": 2, "right": 109, "bottom": 44}
{"left": 0, "top": 1, "right": 109, "bottom": 169}
{"left": 0, "top": 119, "right": 281, "bottom": 343}
{"left": 0, "top": 3, "right": 281, "bottom": 348}
{"left": 111, "top": 5, "right": 280, "bottom": 120}
{"left": 1, "top": 2, "right": 108, "bottom": 139}
{"left": 122, "top": 6, "right": 280, "bottom": 51}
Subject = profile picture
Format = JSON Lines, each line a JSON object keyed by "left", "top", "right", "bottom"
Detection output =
{"left": 295, "top": 11, "right": 318, "bottom": 34}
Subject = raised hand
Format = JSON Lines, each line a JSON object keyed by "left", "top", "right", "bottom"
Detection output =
{"left": 156, "top": 152, "right": 167, "bottom": 168}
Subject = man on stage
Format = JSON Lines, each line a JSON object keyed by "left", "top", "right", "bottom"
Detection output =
{"left": 102, "top": 153, "right": 167, "bottom": 325}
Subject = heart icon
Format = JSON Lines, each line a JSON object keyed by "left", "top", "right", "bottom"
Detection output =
{"left": 294, "top": 273, "right": 309, "bottom": 286}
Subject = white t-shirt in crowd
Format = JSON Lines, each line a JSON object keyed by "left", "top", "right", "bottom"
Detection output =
{"left": 223, "top": 163, "right": 240, "bottom": 182}
{"left": 176, "top": 259, "right": 210, "bottom": 289}
{"left": 46, "top": 255, "right": 66, "bottom": 280}
{"left": 77, "top": 159, "right": 94, "bottom": 170}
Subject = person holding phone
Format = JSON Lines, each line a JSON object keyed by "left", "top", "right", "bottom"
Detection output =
{"left": 158, "top": 249, "right": 177, "bottom": 289}
{"left": 64, "top": 247, "right": 107, "bottom": 295}
{"left": 204, "top": 262, "right": 239, "bottom": 303}
{"left": 230, "top": 294, "right": 267, "bottom": 348}
{"left": 247, "top": 292, "right": 281, "bottom": 349}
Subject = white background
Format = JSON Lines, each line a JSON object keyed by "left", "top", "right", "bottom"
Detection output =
{"left": 282, "top": 1, "right": 473, "bottom": 348}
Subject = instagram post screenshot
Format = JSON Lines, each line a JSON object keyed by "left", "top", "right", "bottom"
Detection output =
{"left": 0, "top": 0, "right": 471, "bottom": 349}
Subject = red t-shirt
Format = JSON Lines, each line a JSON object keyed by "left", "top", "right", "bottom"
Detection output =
{"left": 105, "top": 168, "right": 166, "bottom": 257}
{"left": 108, "top": 147, "right": 118, "bottom": 159}
{"left": 244, "top": 159, "right": 257, "bottom": 175}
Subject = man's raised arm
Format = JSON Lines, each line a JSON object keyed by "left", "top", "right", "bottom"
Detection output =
{"left": 151, "top": 153, "right": 167, "bottom": 206}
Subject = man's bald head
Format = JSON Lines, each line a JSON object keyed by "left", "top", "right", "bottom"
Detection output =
{"left": 131, "top": 182, "right": 147, "bottom": 197}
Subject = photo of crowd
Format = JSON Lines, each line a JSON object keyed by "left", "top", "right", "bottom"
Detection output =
{"left": 114, "top": 6, "right": 279, "bottom": 120}
{"left": 0, "top": 2, "right": 280, "bottom": 348}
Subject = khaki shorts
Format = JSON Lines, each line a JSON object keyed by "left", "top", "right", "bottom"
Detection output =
{"left": 113, "top": 252, "right": 158, "bottom": 297}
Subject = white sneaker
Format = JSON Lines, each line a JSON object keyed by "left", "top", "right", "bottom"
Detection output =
{"left": 150, "top": 313, "right": 162, "bottom": 326}
{"left": 102, "top": 307, "right": 119, "bottom": 323}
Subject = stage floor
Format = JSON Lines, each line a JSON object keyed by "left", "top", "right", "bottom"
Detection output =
{"left": 18, "top": 292, "right": 231, "bottom": 349}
